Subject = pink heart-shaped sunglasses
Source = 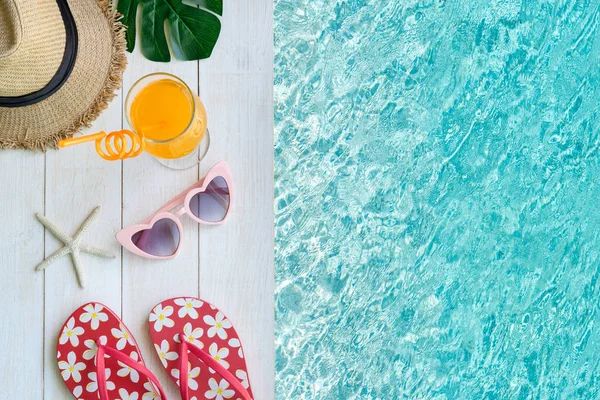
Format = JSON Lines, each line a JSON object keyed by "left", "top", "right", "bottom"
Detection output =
{"left": 116, "top": 161, "right": 233, "bottom": 259}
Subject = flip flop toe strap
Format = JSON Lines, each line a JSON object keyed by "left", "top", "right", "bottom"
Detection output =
{"left": 96, "top": 344, "right": 168, "bottom": 400}
{"left": 177, "top": 334, "right": 253, "bottom": 400}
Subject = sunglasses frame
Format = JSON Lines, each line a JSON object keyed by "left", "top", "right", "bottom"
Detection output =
{"left": 116, "top": 161, "right": 234, "bottom": 260}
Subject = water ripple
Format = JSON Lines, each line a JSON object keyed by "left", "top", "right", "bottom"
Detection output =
{"left": 275, "top": 0, "right": 600, "bottom": 398}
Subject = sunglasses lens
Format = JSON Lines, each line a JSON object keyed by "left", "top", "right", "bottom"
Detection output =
{"left": 131, "top": 218, "right": 180, "bottom": 257}
{"left": 189, "top": 176, "right": 230, "bottom": 222}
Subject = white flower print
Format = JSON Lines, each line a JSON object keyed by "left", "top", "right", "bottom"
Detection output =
{"left": 149, "top": 304, "right": 175, "bottom": 332}
{"left": 82, "top": 336, "right": 107, "bottom": 362}
{"left": 73, "top": 385, "right": 83, "bottom": 399}
{"left": 205, "top": 378, "right": 235, "bottom": 400}
{"left": 79, "top": 304, "right": 109, "bottom": 330}
{"left": 235, "top": 370, "right": 249, "bottom": 389}
{"left": 171, "top": 362, "right": 201, "bottom": 390}
{"left": 58, "top": 351, "right": 86, "bottom": 383}
{"left": 142, "top": 382, "right": 159, "bottom": 400}
{"left": 204, "top": 312, "right": 232, "bottom": 339}
{"left": 208, "top": 343, "right": 230, "bottom": 369}
{"left": 175, "top": 322, "right": 204, "bottom": 348}
{"left": 228, "top": 338, "right": 244, "bottom": 359}
{"left": 117, "top": 388, "right": 139, "bottom": 400}
{"left": 154, "top": 339, "right": 178, "bottom": 368}
{"left": 86, "top": 368, "right": 115, "bottom": 393}
{"left": 59, "top": 317, "right": 85, "bottom": 347}
{"left": 57, "top": 350, "right": 61, "bottom": 359}
{"left": 174, "top": 297, "right": 203, "bottom": 319}
{"left": 117, "top": 351, "right": 140, "bottom": 383}
{"left": 111, "top": 324, "right": 135, "bottom": 350}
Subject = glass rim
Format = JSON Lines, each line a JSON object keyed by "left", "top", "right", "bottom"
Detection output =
{"left": 125, "top": 72, "right": 197, "bottom": 144}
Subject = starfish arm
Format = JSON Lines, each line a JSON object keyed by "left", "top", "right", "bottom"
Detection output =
{"left": 70, "top": 249, "right": 86, "bottom": 288}
{"left": 35, "top": 246, "right": 71, "bottom": 270}
{"left": 72, "top": 206, "right": 101, "bottom": 244}
{"left": 79, "top": 243, "right": 116, "bottom": 259}
{"left": 35, "top": 213, "right": 73, "bottom": 244}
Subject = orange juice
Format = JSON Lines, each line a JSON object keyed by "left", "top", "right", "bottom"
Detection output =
{"left": 128, "top": 78, "right": 207, "bottom": 159}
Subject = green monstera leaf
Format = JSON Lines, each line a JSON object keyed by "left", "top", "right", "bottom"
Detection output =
{"left": 117, "top": 0, "right": 223, "bottom": 62}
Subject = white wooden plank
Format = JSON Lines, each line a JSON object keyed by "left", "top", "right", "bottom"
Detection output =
{"left": 121, "top": 52, "right": 200, "bottom": 398}
{"left": 199, "top": 1, "right": 274, "bottom": 398}
{"left": 43, "top": 91, "right": 123, "bottom": 398}
{"left": 0, "top": 3, "right": 274, "bottom": 399}
{"left": 0, "top": 150, "right": 45, "bottom": 399}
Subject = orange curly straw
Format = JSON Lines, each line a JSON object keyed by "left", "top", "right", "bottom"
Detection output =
{"left": 58, "top": 130, "right": 145, "bottom": 161}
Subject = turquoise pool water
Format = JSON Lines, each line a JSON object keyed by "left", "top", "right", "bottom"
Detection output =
{"left": 275, "top": 1, "right": 600, "bottom": 398}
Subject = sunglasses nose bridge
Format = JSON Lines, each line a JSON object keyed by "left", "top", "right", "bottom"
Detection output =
{"left": 174, "top": 207, "right": 187, "bottom": 218}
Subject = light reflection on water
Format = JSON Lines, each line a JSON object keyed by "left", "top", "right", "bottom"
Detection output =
{"left": 275, "top": 1, "right": 600, "bottom": 398}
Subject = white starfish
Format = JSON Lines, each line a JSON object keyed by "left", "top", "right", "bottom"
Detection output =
{"left": 35, "top": 206, "right": 115, "bottom": 288}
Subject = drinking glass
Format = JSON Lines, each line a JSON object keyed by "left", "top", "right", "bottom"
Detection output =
{"left": 125, "top": 73, "right": 209, "bottom": 169}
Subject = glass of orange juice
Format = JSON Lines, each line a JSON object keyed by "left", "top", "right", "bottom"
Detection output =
{"left": 125, "top": 73, "right": 209, "bottom": 169}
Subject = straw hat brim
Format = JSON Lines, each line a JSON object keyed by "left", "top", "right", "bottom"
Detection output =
{"left": 0, "top": 0, "right": 127, "bottom": 151}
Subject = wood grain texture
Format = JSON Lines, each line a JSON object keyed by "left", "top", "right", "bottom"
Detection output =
{"left": 0, "top": 1, "right": 273, "bottom": 398}
{"left": 43, "top": 92, "right": 123, "bottom": 399}
{"left": 121, "top": 54, "right": 201, "bottom": 398}
{"left": 0, "top": 150, "right": 44, "bottom": 399}
{"left": 199, "top": 1, "right": 275, "bottom": 398}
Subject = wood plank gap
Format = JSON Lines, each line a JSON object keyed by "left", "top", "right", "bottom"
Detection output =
{"left": 120, "top": 85, "right": 125, "bottom": 318}
{"left": 196, "top": 60, "right": 205, "bottom": 298}
{"left": 42, "top": 150, "right": 46, "bottom": 400}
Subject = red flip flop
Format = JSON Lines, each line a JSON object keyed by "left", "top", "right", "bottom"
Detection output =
{"left": 56, "top": 302, "right": 168, "bottom": 400}
{"left": 148, "top": 297, "right": 254, "bottom": 400}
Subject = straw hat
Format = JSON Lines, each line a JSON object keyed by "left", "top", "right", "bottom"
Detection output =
{"left": 0, "top": 0, "right": 126, "bottom": 150}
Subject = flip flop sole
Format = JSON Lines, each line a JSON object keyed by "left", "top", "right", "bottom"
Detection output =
{"left": 56, "top": 302, "right": 161, "bottom": 400}
{"left": 148, "top": 297, "right": 253, "bottom": 399}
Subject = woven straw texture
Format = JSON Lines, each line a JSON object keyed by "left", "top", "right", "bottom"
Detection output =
{"left": 0, "top": 0, "right": 66, "bottom": 96}
{"left": 0, "top": 0, "right": 20, "bottom": 55}
{"left": 0, "top": 0, "right": 127, "bottom": 151}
